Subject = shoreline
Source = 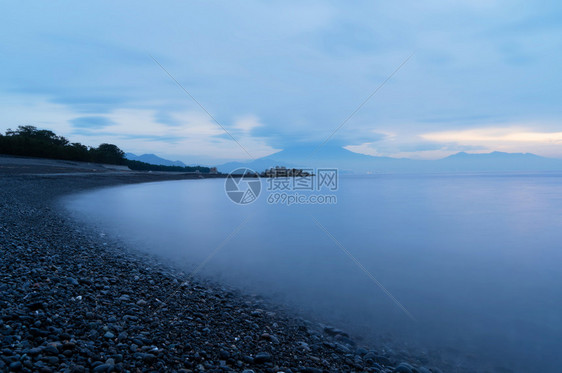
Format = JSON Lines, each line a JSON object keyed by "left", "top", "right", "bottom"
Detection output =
{"left": 0, "top": 166, "right": 448, "bottom": 372}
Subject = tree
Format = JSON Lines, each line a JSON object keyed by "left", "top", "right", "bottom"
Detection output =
{"left": 90, "top": 143, "right": 126, "bottom": 164}
{"left": 67, "top": 142, "right": 90, "bottom": 160}
{"left": 0, "top": 125, "right": 212, "bottom": 172}
{"left": 1, "top": 125, "right": 69, "bottom": 158}
{"left": 6, "top": 125, "right": 69, "bottom": 146}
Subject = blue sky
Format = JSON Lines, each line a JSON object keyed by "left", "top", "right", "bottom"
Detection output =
{"left": 1, "top": 1, "right": 562, "bottom": 164}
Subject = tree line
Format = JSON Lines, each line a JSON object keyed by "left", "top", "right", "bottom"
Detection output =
{"left": 0, "top": 125, "right": 211, "bottom": 173}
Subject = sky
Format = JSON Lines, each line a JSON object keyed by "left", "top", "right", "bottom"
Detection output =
{"left": 1, "top": 1, "right": 562, "bottom": 164}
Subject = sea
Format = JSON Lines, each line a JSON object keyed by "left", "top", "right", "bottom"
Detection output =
{"left": 63, "top": 172, "right": 562, "bottom": 372}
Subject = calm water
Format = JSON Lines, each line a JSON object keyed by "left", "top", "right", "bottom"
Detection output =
{"left": 64, "top": 174, "right": 562, "bottom": 372}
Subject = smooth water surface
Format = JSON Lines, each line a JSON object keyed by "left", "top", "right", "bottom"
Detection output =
{"left": 64, "top": 174, "right": 562, "bottom": 372}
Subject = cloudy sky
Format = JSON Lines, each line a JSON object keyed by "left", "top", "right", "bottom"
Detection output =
{"left": 1, "top": 1, "right": 561, "bottom": 164}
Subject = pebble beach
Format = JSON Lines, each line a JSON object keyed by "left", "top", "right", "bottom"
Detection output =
{"left": 0, "top": 157, "right": 449, "bottom": 373}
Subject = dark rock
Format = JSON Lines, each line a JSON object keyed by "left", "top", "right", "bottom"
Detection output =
{"left": 376, "top": 355, "right": 392, "bottom": 365}
{"left": 28, "top": 347, "right": 43, "bottom": 356}
{"left": 300, "top": 368, "right": 322, "bottom": 373}
{"left": 254, "top": 352, "right": 272, "bottom": 364}
{"left": 43, "top": 345, "right": 59, "bottom": 355}
{"left": 323, "top": 326, "right": 349, "bottom": 338}
{"left": 45, "top": 356, "right": 59, "bottom": 365}
{"left": 93, "top": 363, "right": 112, "bottom": 372}
{"left": 135, "top": 353, "right": 156, "bottom": 363}
{"left": 9, "top": 361, "right": 23, "bottom": 371}
{"left": 355, "top": 347, "right": 368, "bottom": 356}
{"left": 335, "top": 343, "right": 351, "bottom": 353}
{"left": 26, "top": 302, "right": 45, "bottom": 311}
{"left": 219, "top": 349, "right": 230, "bottom": 359}
{"left": 394, "top": 362, "right": 414, "bottom": 373}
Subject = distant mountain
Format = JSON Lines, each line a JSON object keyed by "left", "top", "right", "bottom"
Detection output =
{"left": 218, "top": 145, "right": 419, "bottom": 173}
{"left": 125, "top": 153, "right": 187, "bottom": 167}
{"left": 217, "top": 147, "right": 562, "bottom": 174}
{"left": 434, "top": 151, "right": 562, "bottom": 172}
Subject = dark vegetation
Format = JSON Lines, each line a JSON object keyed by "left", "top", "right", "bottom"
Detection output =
{"left": 0, "top": 125, "right": 210, "bottom": 173}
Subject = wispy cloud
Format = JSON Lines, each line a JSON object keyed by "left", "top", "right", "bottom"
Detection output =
{"left": 70, "top": 116, "right": 115, "bottom": 129}
{"left": 421, "top": 127, "right": 562, "bottom": 144}
{"left": 69, "top": 108, "right": 279, "bottom": 162}
{"left": 233, "top": 115, "right": 263, "bottom": 133}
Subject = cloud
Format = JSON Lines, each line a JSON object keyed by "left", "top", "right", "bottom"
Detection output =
{"left": 0, "top": 94, "right": 279, "bottom": 164}
{"left": 70, "top": 116, "right": 115, "bottom": 129}
{"left": 345, "top": 139, "right": 485, "bottom": 160}
{"left": 233, "top": 115, "right": 263, "bottom": 133}
{"left": 344, "top": 123, "right": 562, "bottom": 159}
{"left": 421, "top": 127, "right": 562, "bottom": 144}
{"left": 1, "top": 1, "right": 562, "bottom": 161}
{"left": 415, "top": 126, "right": 562, "bottom": 158}
{"left": 154, "top": 111, "right": 183, "bottom": 127}
{"left": 69, "top": 108, "right": 279, "bottom": 162}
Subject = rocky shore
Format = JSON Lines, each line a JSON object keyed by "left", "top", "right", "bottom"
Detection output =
{"left": 0, "top": 166, "right": 445, "bottom": 372}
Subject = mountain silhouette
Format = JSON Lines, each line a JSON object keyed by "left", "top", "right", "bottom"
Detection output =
{"left": 125, "top": 153, "right": 187, "bottom": 167}
{"left": 217, "top": 146, "right": 562, "bottom": 173}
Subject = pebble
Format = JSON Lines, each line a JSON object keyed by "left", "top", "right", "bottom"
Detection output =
{"left": 394, "top": 362, "right": 414, "bottom": 373}
{"left": 254, "top": 352, "right": 272, "bottom": 363}
{"left": 9, "top": 361, "right": 22, "bottom": 371}
{"left": 93, "top": 363, "right": 112, "bottom": 372}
